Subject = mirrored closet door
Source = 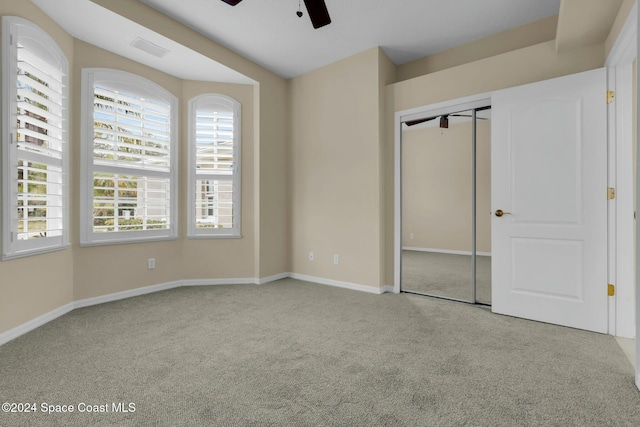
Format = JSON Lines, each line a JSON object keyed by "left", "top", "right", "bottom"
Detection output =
{"left": 400, "top": 107, "right": 491, "bottom": 304}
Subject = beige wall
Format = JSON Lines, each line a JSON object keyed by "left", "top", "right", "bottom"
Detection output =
{"left": 71, "top": 43, "right": 257, "bottom": 300}
{"left": 393, "top": 41, "right": 604, "bottom": 113}
{"left": 71, "top": 40, "right": 183, "bottom": 300}
{"left": 556, "top": 0, "right": 623, "bottom": 53}
{"left": 255, "top": 78, "right": 290, "bottom": 278}
{"left": 0, "top": 1, "right": 286, "bottom": 335}
{"left": 605, "top": 0, "right": 636, "bottom": 57}
{"left": 70, "top": 46, "right": 259, "bottom": 300}
{"left": 91, "top": 0, "right": 291, "bottom": 280}
{"left": 0, "top": 2, "right": 75, "bottom": 333}
{"left": 289, "top": 48, "right": 385, "bottom": 288}
{"left": 402, "top": 120, "right": 491, "bottom": 253}
{"left": 398, "top": 16, "right": 558, "bottom": 82}
{"left": 181, "top": 81, "right": 256, "bottom": 280}
{"left": 378, "top": 49, "right": 397, "bottom": 286}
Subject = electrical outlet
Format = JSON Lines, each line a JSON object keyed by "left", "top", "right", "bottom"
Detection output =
{"left": 410, "top": 233, "right": 414, "bottom": 240}
{"left": 333, "top": 255, "right": 339, "bottom": 265}
{"left": 148, "top": 258, "right": 156, "bottom": 269}
{"left": 309, "top": 251, "right": 314, "bottom": 261}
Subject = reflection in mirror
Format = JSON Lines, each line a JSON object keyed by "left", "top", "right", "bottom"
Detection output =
{"left": 400, "top": 108, "right": 491, "bottom": 304}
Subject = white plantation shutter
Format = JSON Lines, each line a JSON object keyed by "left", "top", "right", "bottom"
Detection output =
{"left": 195, "top": 110, "right": 234, "bottom": 174}
{"left": 93, "top": 87, "right": 171, "bottom": 170}
{"left": 2, "top": 17, "right": 69, "bottom": 259}
{"left": 81, "top": 69, "right": 178, "bottom": 245}
{"left": 188, "top": 94, "right": 241, "bottom": 237}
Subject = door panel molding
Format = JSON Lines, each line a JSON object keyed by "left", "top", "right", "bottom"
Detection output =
{"left": 491, "top": 68, "right": 608, "bottom": 334}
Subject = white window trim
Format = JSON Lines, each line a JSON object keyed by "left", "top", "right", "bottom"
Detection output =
{"left": 188, "top": 94, "right": 241, "bottom": 238}
{"left": 80, "top": 68, "right": 178, "bottom": 246}
{"left": 2, "top": 17, "right": 70, "bottom": 260}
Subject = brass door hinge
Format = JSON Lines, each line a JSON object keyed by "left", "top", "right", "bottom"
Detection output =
{"left": 608, "top": 187, "right": 616, "bottom": 200}
{"left": 607, "top": 91, "right": 615, "bottom": 104}
{"left": 608, "top": 284, "right": 615, "bottom": 297}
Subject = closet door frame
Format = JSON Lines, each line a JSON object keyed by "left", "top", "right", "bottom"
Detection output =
{"left": 394, "top": 93, "right": 491, "bottom": 297}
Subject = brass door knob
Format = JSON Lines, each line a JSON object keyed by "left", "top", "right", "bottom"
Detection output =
{"left": 495, "top": 209, "right": 511, "bottom": 217}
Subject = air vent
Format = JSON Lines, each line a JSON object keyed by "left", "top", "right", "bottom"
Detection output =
{"left": 130, "top": 37, "right": 169, "bottom": 58}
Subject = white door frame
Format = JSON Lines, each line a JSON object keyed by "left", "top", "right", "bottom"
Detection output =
{"left": 605, "top": 1, "right": 637, "bottom": 339}
{"left": 636, "top": 0, "right": 640, "bottom": 390}
{"left": 606, "top": 0, "right": 640, "bottom": 389}
{"left": 394, "top": 93, "right": 492, "bottom": 293}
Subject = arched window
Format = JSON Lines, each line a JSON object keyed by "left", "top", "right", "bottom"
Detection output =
{"left": 80, "top": 69, "right": 178, "bottom": 245}
{"left": 2, "top": 17, "right": 70, "bottom": 259}
{"left": 188, "top": 94, "right": 241, "bottom": 238}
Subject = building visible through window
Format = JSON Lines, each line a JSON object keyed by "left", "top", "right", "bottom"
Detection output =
{"left": 2, "top": 16, "right": 69, "bottom": 259}
{"left": 80, "top": 69, "right": 177, "bottom": 245}
{"left": 189, "top": 94, "right": 241, "bottom": 238}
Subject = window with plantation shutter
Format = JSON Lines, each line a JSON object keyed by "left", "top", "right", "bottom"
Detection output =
{"left": 2, "top": 17, "right": 69, "bottom": 260}
{"left": 80, "top": 69, "right": 177, "bottom": 245}
{"left": 188, "top": 94, "right": 241, "bottom": 238}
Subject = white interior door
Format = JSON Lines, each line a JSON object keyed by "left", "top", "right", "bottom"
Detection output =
{"left": 491, "top": 68, "right": 608, "bottom": 333}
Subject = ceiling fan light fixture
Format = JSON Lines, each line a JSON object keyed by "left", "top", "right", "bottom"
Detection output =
{"left": 303, "top": 0, "right": 331, "bottom": 29}
{"left": 297, "top": 0, "right": 303, "bottom": 17}
{"left": 219, "top": 0, "right": 330, "bottom": 29}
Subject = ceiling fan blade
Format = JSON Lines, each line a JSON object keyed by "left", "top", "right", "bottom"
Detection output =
{"left": 450, "top": 114, "right": 489, "bottom": 120}
{"left": 407, "top": 110, "right": 491, "bottom": 127}
{"left": 221, "top": 0, "right": 243, "bottom": 5}
{"left": 405, "top": 116, "right": 437, "bottom": 127}
{"left": 304, "top": 0, "right": 331, "bottom": 29}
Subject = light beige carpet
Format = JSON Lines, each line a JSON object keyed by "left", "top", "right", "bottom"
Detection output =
{"left": 0, "top": 278, "right": 638, "bottom": 426}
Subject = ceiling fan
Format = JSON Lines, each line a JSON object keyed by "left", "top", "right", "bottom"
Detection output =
{"left": 406, "top": 110, "right": 490, "bottom": 129}
{"left": 220, "top": 0, "right": 331, "bottom": 29}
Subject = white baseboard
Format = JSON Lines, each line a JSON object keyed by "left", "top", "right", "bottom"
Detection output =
{"left": 186, "top": 273, "right": 290, "bottom": 286}
{"left": 185, "top": 278, "right": 255, "bottom": 286}
{"left": 0, "top": 302, "right": 75, "bottom": 346}
{"left": 74, "top": 280, "right": 183, "bottom": 309}
{"left": 1, "top": 271, "right": 392, "bottom": 346}
{"left": 381, "top": 285, "right": 396, "bottom": 294}
{"left": 288, "top": 273, "right": 385, "bottom": 295}
{"left": 403, "top": 247, "right": 492, "bottom": 257}
{"left": 256, "top": 272, "right": 290, "bottom": 285}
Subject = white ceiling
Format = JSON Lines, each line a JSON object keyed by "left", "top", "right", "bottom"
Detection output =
{"left": 32, "top": 0, "right": 256, "bottom": 84}
{"left": 33, "top": 0, "right": 561, "bottom": 82}
{"left": 141, "top": 0, "right": 561, "bottom": 79}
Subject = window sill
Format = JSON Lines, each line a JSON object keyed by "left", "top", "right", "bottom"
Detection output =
{"left": 80, "top": 235, "right": 178, "bottom": 247}
{"left": 2, "top": 243, "right": 71, "bottom": 261}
